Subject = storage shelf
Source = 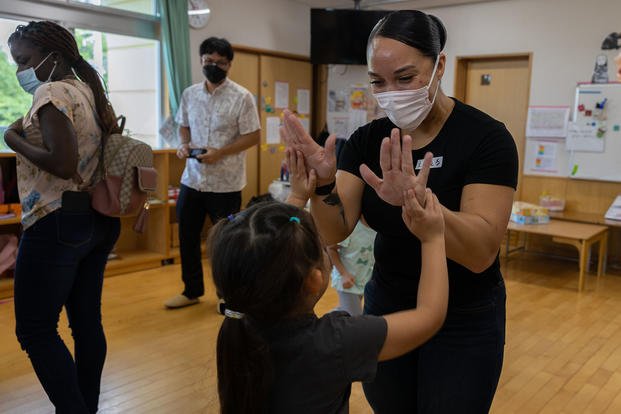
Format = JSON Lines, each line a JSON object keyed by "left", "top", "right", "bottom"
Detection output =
{"left": 0, "top": 216, "right": 20, "bottom": 226}
{"left": 0, "top": 147, "right": 231, "bottom": 298}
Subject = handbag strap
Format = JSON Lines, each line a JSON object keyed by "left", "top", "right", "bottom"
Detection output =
{"left": 62, "top": 80, "right": 124, "bottom": 188}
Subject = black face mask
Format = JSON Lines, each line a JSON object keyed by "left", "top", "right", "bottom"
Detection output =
{"left": 203, "top": 65, "right": 227, "bottom": 83}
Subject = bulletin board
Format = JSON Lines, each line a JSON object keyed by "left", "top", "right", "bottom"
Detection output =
{"left": 568, "top": 83, "right": 621, "bottom": 182}
{"left": 523, "top": 83, "right": 621, "bottom": 182}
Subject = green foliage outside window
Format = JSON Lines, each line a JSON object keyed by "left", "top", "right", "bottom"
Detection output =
{"left": 0, "top": 49, "right": 31, "bottom": 150}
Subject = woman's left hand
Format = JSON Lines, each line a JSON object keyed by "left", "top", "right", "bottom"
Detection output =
{"left": 4, "top": 118, "right": 24, "bottom": 152}
{"left": 7, "top": 117, "right": 24, "bottom": 136}
{"left": 360, "top": 128, "right": 432, "bottom": 207}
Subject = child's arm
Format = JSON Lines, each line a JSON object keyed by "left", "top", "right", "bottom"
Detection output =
{"left": 284, "top": 148, "right": 316, "bottom": 209}
{"left": 378, "top": 188, "right": 448, "bottom": 361}
{"left": 327, "top": 245, "right": 355, "bottom": 289}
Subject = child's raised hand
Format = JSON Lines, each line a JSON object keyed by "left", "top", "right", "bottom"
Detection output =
{"left": 285, "top": 148, "right": 316, "bottom": 208}
{"left": 401, "top": 188, "right": 444, "bottom": 243}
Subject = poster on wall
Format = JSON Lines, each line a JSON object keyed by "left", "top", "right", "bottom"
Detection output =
{"left": 331, "top": 116, "right": 349, "bottom": 139}
{"left": 327, "top": 84, "right": 377, "bottom": 139}
{"left": 525, "top": 106, "right": 570, "bottom": 138}
{"left": 524, "top": 138, "right": 564, "bottom": 176}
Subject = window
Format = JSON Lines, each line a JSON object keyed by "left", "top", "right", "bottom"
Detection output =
{"left": 70, "top": 0, "right": 157, "bottom": 16}
{"left": 75, "top": 29, "right": 160, "bottom": 147}
{"left": 0, "top": 18, "right": 30, "bottom": 150}
{"left": 0, "top": 0, "right": 163, "bottom": 148}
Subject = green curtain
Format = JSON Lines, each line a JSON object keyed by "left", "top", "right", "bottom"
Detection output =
{"left": 160, "top": 0, "right": 192, "bottom": 116}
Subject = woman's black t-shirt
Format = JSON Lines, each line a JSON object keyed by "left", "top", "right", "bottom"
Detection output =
{"left": 338, "top": 99, "right": 518, "bottom": 308}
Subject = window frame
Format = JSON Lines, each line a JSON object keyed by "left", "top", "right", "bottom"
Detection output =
{"left": 1, "top": 0, "right": 166, "bottom": 147}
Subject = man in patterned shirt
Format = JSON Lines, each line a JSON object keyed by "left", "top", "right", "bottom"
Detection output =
{"left": 165, "top": 37, "right": 260, "bottom": 309}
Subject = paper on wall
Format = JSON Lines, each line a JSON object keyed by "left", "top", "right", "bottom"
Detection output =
{"left": 566, "top": 122, "right": 604, "bottom": 152}
{"left": 297, "top": 89, "right": 310, "bottom": 114}
{"left": 329, "top": 116, "right": 349, "bottom": 139}
{"left": 531, "top": 141, "right": 558, "bottom": 172}
{"left": 266, "top": 116, "right": 281, "bottom": 144}
{"left": 275, "top": 81, "right": 289, "bottom": 109}
{"left": 526, "top": 106, "right": 570, "bottom": 138}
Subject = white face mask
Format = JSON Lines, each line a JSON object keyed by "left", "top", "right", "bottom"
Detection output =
{"left": 16, "top": 52, "right": 56, "bottom": 95}
{"left": 373, "top": 56, "right": 440, "bottom": 131}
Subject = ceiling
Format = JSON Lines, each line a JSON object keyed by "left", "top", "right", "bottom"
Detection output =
{"left": 287, "top": 0, "right": 503, "bottom": 10}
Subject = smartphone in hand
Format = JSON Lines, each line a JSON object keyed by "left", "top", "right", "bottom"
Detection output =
{"left": 188, "top": 148, "right": 207, "bottom": 160}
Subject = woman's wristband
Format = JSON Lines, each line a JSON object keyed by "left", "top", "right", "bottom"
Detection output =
{"left": 314, "top": 181, "right": 336, "bottom": 195}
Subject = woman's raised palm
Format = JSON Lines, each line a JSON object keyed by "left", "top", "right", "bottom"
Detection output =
{"left": 281, "top": 110, "right": 337, "bottom": 185}
{"left": 360, "top": 128, "right": 432, "bottom": 207}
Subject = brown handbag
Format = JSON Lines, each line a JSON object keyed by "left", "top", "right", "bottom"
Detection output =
{"left": 89, "top": 116, "right": 158, "bottom": 233}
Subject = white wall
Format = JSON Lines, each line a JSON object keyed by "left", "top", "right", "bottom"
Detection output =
{"left": 324, "top": 0, "right": 619, "bottom": 106}
{"left": 405, "top": 0, "right": 621, "bottom": 106}
{"left": 187, "top": 0, "right": 310, "bottom": 83}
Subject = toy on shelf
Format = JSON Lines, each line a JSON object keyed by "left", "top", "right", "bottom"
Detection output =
{"left": 511, "top": 201, "right": 550, "bottom": 225}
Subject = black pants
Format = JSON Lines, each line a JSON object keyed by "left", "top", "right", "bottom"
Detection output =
{"left": 362, "top": 278, "right": 506, "bottom": 414}
{"left": 176, "top": 184, "right": 241, "bottom": 298}
{"left": 14, "top": 209, "right": 120, "bottom": 413}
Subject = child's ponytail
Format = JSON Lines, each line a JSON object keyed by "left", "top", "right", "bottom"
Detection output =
{"left": 208, "top": 202, "right": 324, "bottom": 413}
{"left": 217, "top": 317, "right": 273, "bottom": 414}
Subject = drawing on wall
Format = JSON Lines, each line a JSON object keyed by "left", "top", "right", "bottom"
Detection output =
{"left": 328, "top": 90, "right": 347, "bottom": 113}
{"left": 532, "top": 142, "right": 558, "bottom": 173}
{"left": 349, "top": 87, "right": 367, "bottom": 110}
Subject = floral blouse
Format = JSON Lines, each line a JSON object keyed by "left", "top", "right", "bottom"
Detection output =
{"left": 175, "top": 79, "right": 261, "bottom": 192}
{"left": 19, "top": 79, "right": 101, "bottom": 229}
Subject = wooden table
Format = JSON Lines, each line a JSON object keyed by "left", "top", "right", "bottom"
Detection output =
{"left": 507, "top": 220, "right": 608, "bottom": 291}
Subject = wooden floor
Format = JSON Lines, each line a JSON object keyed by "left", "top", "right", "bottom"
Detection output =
{"left": 2, "top": 253, "right": 621, "bottom": 413}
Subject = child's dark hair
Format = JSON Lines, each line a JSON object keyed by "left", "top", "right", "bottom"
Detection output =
{"left": 208, "top": 201, "right": 324, "bottom": 414}
{"left": 8, "top": 21, "right": 121, "bottom": 135}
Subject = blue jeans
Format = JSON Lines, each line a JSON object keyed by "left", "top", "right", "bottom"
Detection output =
{"left": 176, "top": 184, "right": 241, "bottom": 298}
{"left": 362, "top": 278, "right": 506, "bottom": 414}
{"left": 14, "top": 209, "right": 120, "bottom": 413}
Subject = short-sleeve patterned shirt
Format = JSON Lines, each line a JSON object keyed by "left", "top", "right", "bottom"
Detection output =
{"left": 175, "top": 79, "right": 260, "bottom": 192}
{"left": 19, "top": 79, "right": 101, "bottom": 230}
{"left": 331, "top": 221, "right": 377, "bottom": 295}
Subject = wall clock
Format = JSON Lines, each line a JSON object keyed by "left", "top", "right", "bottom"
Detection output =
{"left": 188, "top": 0, "right": 210, "bottom": 29}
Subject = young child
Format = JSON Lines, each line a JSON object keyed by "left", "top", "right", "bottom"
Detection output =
{"left": 208, "top": 150, "right": 447, "bottom": 414}
{"left": 327, "top": 217, "right": 376, "bottom": 316}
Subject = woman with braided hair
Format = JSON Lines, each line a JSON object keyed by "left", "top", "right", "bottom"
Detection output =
{"left": 4, "top": 21, "right": 121, "bottom": 413}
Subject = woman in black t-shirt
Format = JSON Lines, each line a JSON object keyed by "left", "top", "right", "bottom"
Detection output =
{"left": 282, "top": 9, "right": 518, "bottom": 414}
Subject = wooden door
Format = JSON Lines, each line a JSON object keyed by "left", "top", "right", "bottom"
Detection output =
{"left": 456, "top": 55, "right": 531, "bottom": 199}
{"left": 259, "top": 56, "right": 312, "bottom": 194}
{"left": 228, "top": 51, "right": 260, "bottom": 207}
